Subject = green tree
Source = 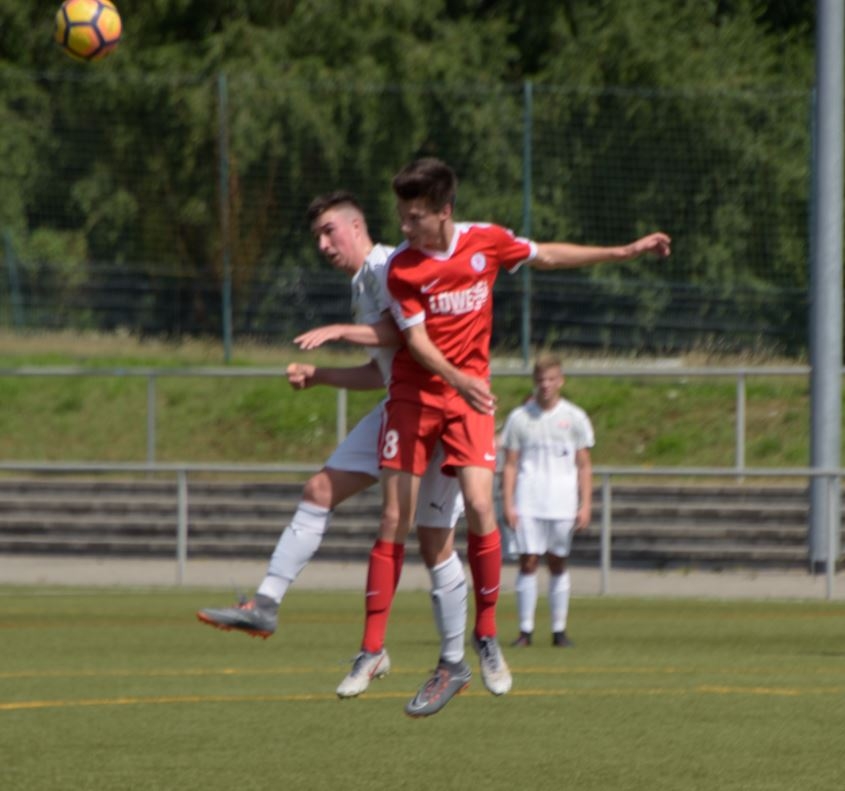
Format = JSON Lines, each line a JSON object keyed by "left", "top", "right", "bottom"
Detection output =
{"left": 0, "top": 0, "right": 816, "bottom": 348}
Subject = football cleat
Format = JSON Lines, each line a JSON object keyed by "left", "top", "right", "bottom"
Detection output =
{"left": 472, "top": 633, "right": 512, "bottom": 695}
{"left": 196, "top": 594, "right": 278, "bottom": 639}
{"left": 510, "top": 631, "right": 533, "bottom": 647}
{"left": 336, "top": 649, "right": 391, "bottom": 698}
{"left": 405, "top": 659, "right": 472, "bottom": 718}
{"left": 552, "top": 630, "right": 574, "bottom": 648}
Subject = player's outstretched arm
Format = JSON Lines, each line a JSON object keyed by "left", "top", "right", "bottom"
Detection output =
{"left": 286, "top": 359, "right": 384, "bottom": 391}
{"left": 294, "top": 314, "right": 402, "bottom": 351}
{"left": 531, "top": 231, "right": 671, "bottom": 271}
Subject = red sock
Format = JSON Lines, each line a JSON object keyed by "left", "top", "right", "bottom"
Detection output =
{"left": 361, "top": 539, "right": 405, "bottom": 653}
{"left": 467, "top": 530, "right": 502, "bottom": 639}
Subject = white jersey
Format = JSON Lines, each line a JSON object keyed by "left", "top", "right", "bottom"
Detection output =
{"left": 350, "top": 243, "right": 395, "bottom": 385}
{"left": 500, "top": 397, "right": 595, "bottom": 520}
{"left": 330, "top": 242, "right": 463, "bottom": 528}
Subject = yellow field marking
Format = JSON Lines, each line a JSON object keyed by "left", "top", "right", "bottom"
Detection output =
{"left": 518, "top": 665, "right": 845, "bottom": 677}
{"left": 2, "top": 685, "right": 844, "bottom": 713}
{"left": 2, "top": 663, "right": 844, "bottom": 682}
{"left": 0, "top": 667, "right": 327, "bottom": 680}
{"left": 0, "top": 693, "right": 346, "bottom": 711}
{"left": 697, "top": 684, "right": 801, "bottom": 697}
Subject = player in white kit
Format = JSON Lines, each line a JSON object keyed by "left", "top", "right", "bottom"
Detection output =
{"left": 500, "top": 355, "right": 594, "bottom": 647}
{"left": 197, "top": 192, "right": 465, "bottom": 697}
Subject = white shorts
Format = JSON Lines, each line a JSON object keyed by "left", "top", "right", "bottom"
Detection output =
{"left": 325, "top": 400, "right": 463, "bottom": 529}
{"left": 514, "top": 516, "right": 576, "bottom": 557}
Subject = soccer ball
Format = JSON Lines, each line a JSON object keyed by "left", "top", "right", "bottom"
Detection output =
{"left": 54, "top": 0, "right": 122, "bottom": 62}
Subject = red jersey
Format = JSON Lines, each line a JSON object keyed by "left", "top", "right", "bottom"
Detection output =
{"left": 387, "top": 222, "right": 536, "bottom": 404}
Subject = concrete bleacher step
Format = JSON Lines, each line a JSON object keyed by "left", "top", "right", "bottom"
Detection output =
{"left": 592, "top": 542, "right": 806, "bottom": 565}
{"left": 608, "top": 503, "right": 807, "bottom": 523}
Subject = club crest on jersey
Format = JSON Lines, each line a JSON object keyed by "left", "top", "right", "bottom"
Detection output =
{"left": 470, "top": 253, "right": 487, "bottom": 272}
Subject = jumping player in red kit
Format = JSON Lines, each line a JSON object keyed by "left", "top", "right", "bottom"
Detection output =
{"left": 374, "top": 157, "right": 671, "bottom": 717}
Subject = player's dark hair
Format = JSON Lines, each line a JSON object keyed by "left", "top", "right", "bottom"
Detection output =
{"left": 306, "top": 191, "right": 365, "bottom": 225}
{"left": 392, "top": 158, "right": 457, "bottom": 212}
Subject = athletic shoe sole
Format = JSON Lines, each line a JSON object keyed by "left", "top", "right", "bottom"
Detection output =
{"left": 195, "top": 610, "right": 274, "bottom": 640}
{"left": 336, "top": 650, "right": 391, "bottom": 698}
{"left": 405, "top": 663, "right": 472, "bottom": 718}
{"left": 472, "top": 634, "right": 512, "bottom": 696}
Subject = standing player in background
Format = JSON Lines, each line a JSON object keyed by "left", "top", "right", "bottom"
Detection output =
{"left": 197, "top": 192, "right": 465, "bottom": 700}
{"left": 379, "top": 157, "right": 671, "bottom": 717}
{"left": 500, "top": 355, "right": 594, "bottom": 648}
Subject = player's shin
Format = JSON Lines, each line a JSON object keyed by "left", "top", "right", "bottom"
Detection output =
{"left": 259, "top": 501, "right": 331, "bottom": 602}
{"left": 361, "top": 539, "right": 404, "bottom": 652}
{"left": 467, "top": 530, "right": 502, "bottom": 638}
{"left": 549, "top": 569, "right": 571, "bottom": 634}
{"left": 515, "top": 571, "right": 539, "bottom": 634}
{"left": 429, "top": 552, "right": 467, "bottom": 663}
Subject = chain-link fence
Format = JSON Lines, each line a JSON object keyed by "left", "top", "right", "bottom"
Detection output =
{"left": 0, "top": 69, "right": 811, "bottom": 356}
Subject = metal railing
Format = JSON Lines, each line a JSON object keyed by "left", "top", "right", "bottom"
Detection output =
{"left": 1, "top": 364, "right": 839, "bottom": 597}
{"left": 0, "top": 460, "right": 839, "bottom": 599}
{"left": 0, "top": 363, "right": 815, "bottom": 468}
{"left": 533, "top": 363, "right": 814, "bottom": 474}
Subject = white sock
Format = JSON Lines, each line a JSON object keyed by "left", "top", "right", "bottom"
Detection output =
{"left": 428, "top": 552, "right": 467, "bottom": 664}
{"left": 549, "top": 570, "right": 571, "bottom": 634}
{"left": 257, "top": 502, "right": 331, "bottom": 604}
{"left": 515, "top": 571, "right": 538, "bottom": 634}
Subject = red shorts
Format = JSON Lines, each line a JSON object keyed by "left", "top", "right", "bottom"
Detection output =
{"left": 380, "top": 392, "right": 497, "bottom": 476}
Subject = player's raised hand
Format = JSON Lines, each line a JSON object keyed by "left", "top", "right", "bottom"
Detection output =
{"left": 294, "top": 326, "right": 344, "bottom": 351}
{"left": 295, "top": 318, "right": 397, "bottom": 350}
{"left": 286, "top": 362, "right": 316, "bottom": 390}
{"left": 454, "top": 373, "right": 497, "bottom": 415}
{"left": 626, "top": 232, "right": 671, "bottom": 259}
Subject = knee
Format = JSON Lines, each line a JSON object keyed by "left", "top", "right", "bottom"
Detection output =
{"left": 378, "top": 503, "right": 401, "bottom": 542}
{"left": 520, "top": 555, "right": 540, "bottom": 574}
{"left": 301, "top": 472, "right": 332, "bottom": 508}
{"left": 547, "top": 555, "right": 567, "bottom": 575}
{"left": 463, "top": 491, "right": 495, "bottom": 524}
{"left": 418, "top": 528, "right": 453, "bottom": 567}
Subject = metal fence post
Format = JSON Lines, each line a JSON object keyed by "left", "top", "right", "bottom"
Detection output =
{"left": 218, "top": 71, "right": 233, "bottom": 363}
{"left": 176, "top": 470, "right": 188, "bottom": 585}
{"left": 809, "top": 0, "right": 844, "bottom": 573}
{"left": 146, "top": 374, "right": 157, "bottom": 464}
{"left": 337, "top": 388, "right": 348, "bottom": 444}
{"left": 826, "top": 473, "right": 837, "bottom": 600}
{"left": 735, "top": 372, "right": 746, "bottom": 476}
{"left": 600, "top": 474, "right": 612, "bottom": 595}
{"left": 520, "top": 79, "right": 533, "bottom": 368}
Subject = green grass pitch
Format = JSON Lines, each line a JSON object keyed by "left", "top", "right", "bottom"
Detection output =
{"left": 1, "top": 587, "right": 843, "bottom": 791}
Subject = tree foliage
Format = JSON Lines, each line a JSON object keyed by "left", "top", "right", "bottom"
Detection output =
{"left": 0, "top": 0, "right": 815, "bottom": 350}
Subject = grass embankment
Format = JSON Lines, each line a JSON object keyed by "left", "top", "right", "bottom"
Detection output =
{"left": 0, "top": 331, "right": 811, "bottom": 470}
